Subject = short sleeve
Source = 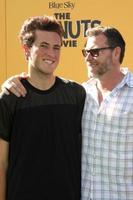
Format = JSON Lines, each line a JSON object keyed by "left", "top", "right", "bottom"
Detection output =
{"left": 0, "top": 94, "right": 13, "bottom": 141}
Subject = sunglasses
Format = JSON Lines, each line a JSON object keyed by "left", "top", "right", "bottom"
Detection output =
{"left": 82, "top": 47, "right": 115, "bottom": 57}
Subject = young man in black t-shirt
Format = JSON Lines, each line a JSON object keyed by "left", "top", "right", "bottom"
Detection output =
{"left": 0, "top": 15, "right": 86, "bottom": 200}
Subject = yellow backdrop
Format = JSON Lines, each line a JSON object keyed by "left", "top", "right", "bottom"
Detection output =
{"left": 0, "top": 0, "right": 133, "bottom": 85}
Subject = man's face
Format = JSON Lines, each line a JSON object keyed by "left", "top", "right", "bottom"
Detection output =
{"left": 27, "top": 30, "right": 62, "bottom": 76}
{"left": 84, "top": 34, "right": 115, "bottom": 78}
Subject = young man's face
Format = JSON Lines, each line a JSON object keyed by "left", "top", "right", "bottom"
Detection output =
{"left": 27, "top": 30, "right": 62, "bottom": 76}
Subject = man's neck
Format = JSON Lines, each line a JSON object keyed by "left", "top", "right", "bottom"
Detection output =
{"left": 95, "top": 70, "right": 124, "bottom": 104}
{"left": 96, "top": 70, "right": 124, "bottom": 92}
{"left": 27, "top": 74, "right": 56, "bottom": 91}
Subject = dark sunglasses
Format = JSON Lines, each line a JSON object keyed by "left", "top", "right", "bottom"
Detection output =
{"left": 82, "top": 47, "right": 116, "bottom": 57}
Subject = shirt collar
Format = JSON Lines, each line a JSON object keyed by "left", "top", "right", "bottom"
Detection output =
{"left": 82, "top": 67, "right": 133, "bottom": 90}
{"left": 118, "top": 67, "right": 133, "bottom": 88}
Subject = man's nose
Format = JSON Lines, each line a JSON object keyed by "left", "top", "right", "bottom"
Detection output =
{"left": 47, "top": 48, "right": 55, "bottom": 56}
{"left": 85, "top": 52, "right": 93, "bottom": 61}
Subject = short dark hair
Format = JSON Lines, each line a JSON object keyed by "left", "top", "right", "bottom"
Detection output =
{"left": 19, "top": 15, "right": 64, "bottom": 47}
{"left": 86, "top": 26, "right": 125, "bottom": 63}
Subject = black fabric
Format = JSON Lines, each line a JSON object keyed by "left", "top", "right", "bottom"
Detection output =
{"left": 0, "top": 77, "right": 86, "bottom": 200}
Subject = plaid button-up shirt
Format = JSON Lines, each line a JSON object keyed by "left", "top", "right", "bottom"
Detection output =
{"left": 82, "top": 68, "right": 133, "bottom": 200}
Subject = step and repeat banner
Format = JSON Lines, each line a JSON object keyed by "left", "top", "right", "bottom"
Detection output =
{"left": 0, "top": 0, "right": 133, "bottom": 85}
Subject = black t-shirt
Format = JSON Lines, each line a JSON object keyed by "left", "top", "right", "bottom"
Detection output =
{"left": 0, "top": 77, "right": 86, "bottom": 200}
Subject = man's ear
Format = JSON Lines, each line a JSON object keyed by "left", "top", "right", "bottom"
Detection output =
{"left": 112, "top": 46, "right": 121, "bottom": 63}
{"left": 22, "top": 44, "right": 30, "bottom": 60}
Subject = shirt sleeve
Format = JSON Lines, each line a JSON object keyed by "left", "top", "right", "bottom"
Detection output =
{"left": 0, "top": 94, "right": 13, "bottom": 141}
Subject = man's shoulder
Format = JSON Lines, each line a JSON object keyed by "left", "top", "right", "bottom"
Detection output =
{"left": 121, "top": 67, "right": 133, "bottom": 87}
{"left": 57, "top": 76, "right": 86, "bottom": 98}
{"left": 57, "top": 76, "right": 85, "bottom": 90}
{"left": 82, "top": 78, "right": 96, "bottom": 87}
{"left": 0, "top": 90, "right": 17, "bottom": 101}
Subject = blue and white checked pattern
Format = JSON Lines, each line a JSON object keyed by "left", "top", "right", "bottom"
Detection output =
{"left": 82, "top": 68, "right": 133, "bottom": 200}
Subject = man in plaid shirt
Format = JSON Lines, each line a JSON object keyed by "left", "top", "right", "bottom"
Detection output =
{"left": 81, "top": 26, "right": 133, "bottom": 200}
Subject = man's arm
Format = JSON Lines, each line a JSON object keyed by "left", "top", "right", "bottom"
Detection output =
{"left": 1, "top": 72, "right": 28, "bottom": 97}
{"left": 0, "top": 139, "right": 9, "bottom": 200}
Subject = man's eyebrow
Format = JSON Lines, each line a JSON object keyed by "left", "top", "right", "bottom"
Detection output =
{"left": 40, "top": 42, "right": 61, "bottom": 47}
{"left": 40, "top": 42, "right": 49, "bottom": 45}
{"left": 54, "top": 44, "right": 61, "bottom": 48}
